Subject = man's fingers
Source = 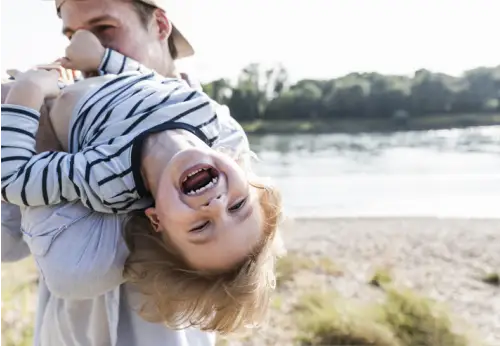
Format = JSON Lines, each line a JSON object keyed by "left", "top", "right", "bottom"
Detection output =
{"left": 35, "top": 63, "right": 62, "bottom": 71}
{"left": 59, "top": 57, "right": 75, "bottom": 71}
{"left": 35, "top": 64, "right": 64, "bottom": 79}
{"left": 49, "top": 69, "right": 61, "bottom": 77}
{"left": 36, "top": 64, "right": 76, "bottom": 84}
{"left": 59, "top": 67, "right": 70, "bottom": 82}
{"left": 59, "top": 66, "right": 76, "bottom": 84}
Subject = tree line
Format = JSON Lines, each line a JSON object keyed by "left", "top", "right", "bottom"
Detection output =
{"left": 203, "top": 64, "right": 500, "bottom": 122}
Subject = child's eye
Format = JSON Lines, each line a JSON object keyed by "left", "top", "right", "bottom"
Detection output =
{"left": 228, "top": 197, "right": 248, "bottom": 212}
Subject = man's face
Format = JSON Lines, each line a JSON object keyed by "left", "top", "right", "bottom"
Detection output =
{"left": 59, "top": 0, "right": 164, "bottom": 74}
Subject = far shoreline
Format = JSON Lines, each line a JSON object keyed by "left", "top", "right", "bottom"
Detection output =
{"left": 242, "top": 113, "right": 500, "bottom": 135}
{"left": 286, "top": 216, "right": 500, "bottom": 222}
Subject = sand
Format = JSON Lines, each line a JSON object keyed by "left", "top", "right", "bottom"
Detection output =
{"left": 225, "top": 218, "right": 500, "bottom": 345}
{"left": 2, "top": 218, "right": 499, "bottom": 345}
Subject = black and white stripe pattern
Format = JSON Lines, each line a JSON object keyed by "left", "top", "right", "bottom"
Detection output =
{"left": 1, "top": 53, "right": 223, "bottom": 214}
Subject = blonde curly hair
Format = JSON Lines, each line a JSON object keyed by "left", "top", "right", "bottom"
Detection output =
{"left": 123, "top": 176, "right": 283, "bottom": 334}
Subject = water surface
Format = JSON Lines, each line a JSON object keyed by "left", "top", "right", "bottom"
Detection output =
{"left": 249, "top": 126, "right": 500, "bottom": 218}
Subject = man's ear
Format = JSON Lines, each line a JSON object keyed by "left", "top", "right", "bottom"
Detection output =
{"left": 154, "top": 9, "right": 172, "bottom": 41}
{"left": 145, "top": 207, "right": 162, "bottom": 232}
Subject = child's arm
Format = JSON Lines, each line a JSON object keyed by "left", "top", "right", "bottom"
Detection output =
{"left": 1, "top": 104, "right": 132, "bottom": 212}
{"left": 98, "top": 48, "right": 154, "bottom": 76}
{"left": 98, "top": 49, "right": 204, "bottom": 93}
{"left": 62, "top": 30, "right": 163, "bottom": 78}
{"left": 2, "top": 72, "right": 221, "bottom": 213}
{"left": 1, "top": 78, "right": 134, "bottom": 212}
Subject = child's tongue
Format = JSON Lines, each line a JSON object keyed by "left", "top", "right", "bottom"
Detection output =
{"left": 183, "top": 170, "right": 212, "bottom": 192}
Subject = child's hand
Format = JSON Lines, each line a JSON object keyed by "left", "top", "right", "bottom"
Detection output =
{"left": 5, "top": 69, "right": 61, "bottom": 109}
{"left": 61, "top": 30, "right": 105, "bottom": 72}
{"left": 12, "top": 69, "right": 61, "bottom": 98}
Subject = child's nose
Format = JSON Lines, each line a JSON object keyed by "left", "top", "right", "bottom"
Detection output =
{"left": 204, "top": 194, "right": 225, "bottom": 211}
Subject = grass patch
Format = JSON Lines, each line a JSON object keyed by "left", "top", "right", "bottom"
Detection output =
{"left": 293, "top": 286, "right": 475, "bottom": 346}
{"left": 480, "top": 272, "right": 499, "bottom": 286}
{"left": 317, "top": 256, "right": 343, "bottom": 276}
{"left": 271, "top": 295, "right": 284, "bottom": 310}
{"left": 1, "top": 259, "right": 38, "bottom": 346}
{"left": 377, "top": 286, "right": 470, "bottom": 346}
{"left": 294, "top": 291, "right": 401, "bottom": 346}
{"left": 275, "top": 253, "right": 343, "bottom": 286}
{"left": 369, "top": 268, "right": 393, "bottom": 288}
{"left": 276, "top": 253, "right": 315, "bottom": 285}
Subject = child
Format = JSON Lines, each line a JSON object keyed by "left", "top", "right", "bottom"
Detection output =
{"left": 1, "top": 30, "right": 283, "bottom": 334}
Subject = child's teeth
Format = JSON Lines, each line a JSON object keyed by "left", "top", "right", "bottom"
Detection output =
{"left": 187, "top": 168, "right": 206, "bottom": 178}
{"left": 183, "top": 168, "right": 212, "bottom": 184}
{"left": 185, "top": 176, "right": 219, "bottom": 195}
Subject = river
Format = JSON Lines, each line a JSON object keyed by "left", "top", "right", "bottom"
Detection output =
{"left": 248, "top": 125, "right": 500, "bottom": 218}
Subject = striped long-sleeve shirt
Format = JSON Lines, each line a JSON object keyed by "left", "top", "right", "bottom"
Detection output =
{"left": 1, "top": 49, "right": 224, "bottom": 214}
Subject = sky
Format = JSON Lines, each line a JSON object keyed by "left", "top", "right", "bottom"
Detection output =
{"left": 1, "top": 0, "right": 499, "bottom": 83}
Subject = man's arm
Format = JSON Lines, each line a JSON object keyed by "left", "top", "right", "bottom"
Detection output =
{"left": 1, "top": 83, "right": 29, "bottom": 262}
{"left": 21, "top": 203, "right": 128, "bottom": 299}
{"left": 1, "top": 202, "right": 30, "bottom": 262}
{"left": 1, "top": 82, "right": 60, "bottom": 263}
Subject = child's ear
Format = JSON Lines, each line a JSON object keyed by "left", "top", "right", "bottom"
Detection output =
{"left": 145, "top": 207, "right": 162, "bottom": 232}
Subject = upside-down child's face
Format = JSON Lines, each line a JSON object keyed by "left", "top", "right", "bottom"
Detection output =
{"left": 145, "top": 147, "right": 264, "bottom": 271}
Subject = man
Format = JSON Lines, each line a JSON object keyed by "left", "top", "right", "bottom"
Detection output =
{"left": 1, "top": 0, "right": 218, "bottom": 345}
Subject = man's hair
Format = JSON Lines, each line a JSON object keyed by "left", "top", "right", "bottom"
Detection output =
{"left": 122, "top": 180, "right": 282, "bottom": 334}
{"left": 131, "top": 0, "right": 179, "bottom": 59}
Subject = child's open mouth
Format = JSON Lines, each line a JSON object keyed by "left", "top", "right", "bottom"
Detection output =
{"left": 180, "top": 165, "right": 220, "bottom": 196}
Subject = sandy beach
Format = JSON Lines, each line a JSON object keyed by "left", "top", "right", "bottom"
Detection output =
{"left": 2, "top": 218, "right": 500, "bottom": 345}
{"left": 221, "top": 218, "right": 500, "bottom": 345}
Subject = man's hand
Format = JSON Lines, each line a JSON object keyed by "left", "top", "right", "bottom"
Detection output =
{"left": 61, "top": 30, "right": 106, "bottom": 72}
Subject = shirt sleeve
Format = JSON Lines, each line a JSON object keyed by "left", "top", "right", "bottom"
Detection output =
{"left": 98, "top": 48, "right": 156, "bottom": 76}
{"left": 97, "top": 49, "right": 205, "bottom": 94}
{"left": 1, "top": 104, "right": 135, "bottom": 213}
{"left": 1, "top": 202, "right": 30, "bottom": 262}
